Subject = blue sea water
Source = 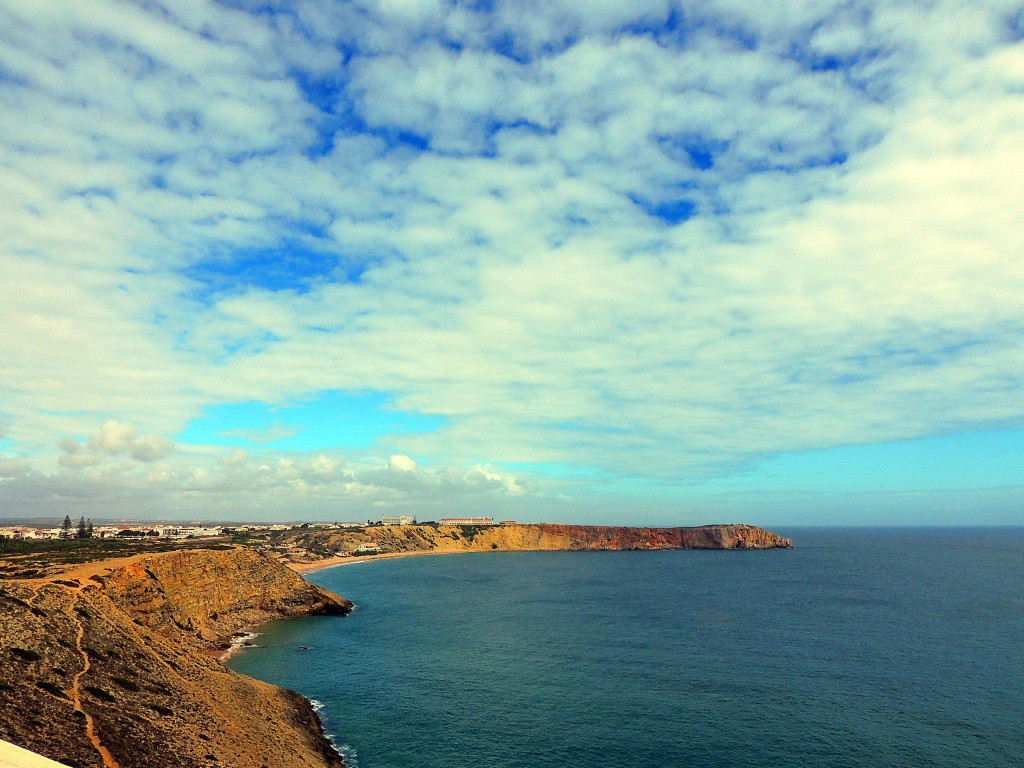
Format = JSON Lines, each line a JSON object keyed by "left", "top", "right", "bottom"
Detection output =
{"left": 228, "top": 528, "right": 1024, "bottom": 767}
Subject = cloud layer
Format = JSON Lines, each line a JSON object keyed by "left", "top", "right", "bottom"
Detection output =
{"left": 2, "top": 0, "right": 1023, "bottom": 523}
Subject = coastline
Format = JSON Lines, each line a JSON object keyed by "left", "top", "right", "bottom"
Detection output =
{"left": 216, "top": 631, "right": 261, "bottom": 662}
{"left": 221, "top": 554, "right": 431, "bottom": 661}
{"left": 1, "top": 524, "right": 791, "bottom": 767}
{"left": 287, "top": 549, "right": 440, "bottom": 574}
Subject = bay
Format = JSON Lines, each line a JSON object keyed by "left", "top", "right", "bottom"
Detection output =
{"left": 228, "top": 528, "right": 1024, "bottom": 767}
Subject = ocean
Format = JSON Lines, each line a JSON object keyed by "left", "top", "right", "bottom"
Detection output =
{"left": 228, "top": 528, "right": 1024, "bottom": 767}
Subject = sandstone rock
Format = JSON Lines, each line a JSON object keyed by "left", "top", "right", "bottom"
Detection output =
{"left": 293, "top": 522, "right": 793, "bottom": 556}
{"left": 0, "top": 548, "right": 350, "bottom": 768}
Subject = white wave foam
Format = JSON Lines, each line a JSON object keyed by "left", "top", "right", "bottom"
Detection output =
{"left": 334, "top": 743, "right": 358, "bottom": 768}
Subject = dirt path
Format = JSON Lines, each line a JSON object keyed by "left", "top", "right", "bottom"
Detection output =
{"left": 70, "top": 616, "right": 120, "bottom": 768}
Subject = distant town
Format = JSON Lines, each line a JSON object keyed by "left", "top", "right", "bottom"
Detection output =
{"left": 0, "top": 516, "right": 515, "bottom": 542}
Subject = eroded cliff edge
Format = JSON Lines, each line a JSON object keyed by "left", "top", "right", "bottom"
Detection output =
{"left": 286, "top": 522, "right": 793, "bottom": 561}
{"left": 0, "top": 547, "right": 351, "bottom": 768}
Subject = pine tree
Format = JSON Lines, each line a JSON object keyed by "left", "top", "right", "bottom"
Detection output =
{"left": 77, "top": 516, "right": 87, "bottom": 539}
{"left": 86, "top": 519, "right": 94, "bottom": 539}
{"left": 60, "top": 515, "right": 72, "bottom": 539}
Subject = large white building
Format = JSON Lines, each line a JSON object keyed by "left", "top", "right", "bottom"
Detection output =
{"left": 380, "top": 515, "right": 416, "bottom": 526}
{"left": 156, "top": 525, "right": 223, "bottom": 539}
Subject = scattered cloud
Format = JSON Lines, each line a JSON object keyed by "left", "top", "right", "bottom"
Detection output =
{"left": 58, "top": 420, "right": 174, "bottom": 467}
{"left": 0, "top": 458, "right": 30, "bottom": 479}
{"left": 387, "top": 454, "right": 417, "bottom": 473}
{"left": 1, "top": 1, "right": 1022, "bottom": 523}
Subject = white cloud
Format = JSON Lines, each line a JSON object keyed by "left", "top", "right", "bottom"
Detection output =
{"left": 130, "top": 435, "right": 175, "bottom": 463}
{"left": 0, "top": 458, "right": 30, "bottom": 478}
{"left": 387, "top": 454, "right": 418, "bottom": 473}
{"left": 1, "top": 1, "right": 1022, "bottom": 522}
{"left": 90, "top": 420, "right": 140, "bottom": 454}
{"left": 56, "top": 421, "right": 175, "bottom": 467}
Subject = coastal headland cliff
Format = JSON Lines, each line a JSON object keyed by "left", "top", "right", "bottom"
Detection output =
{"left": 284, "top": 522, "right": 793, "bottom": 564}
{"left": 0, "top": 547, "right": 350, "bottom": 768}
{"left": 1, "top": 524, "right": 790, "bottom": 767}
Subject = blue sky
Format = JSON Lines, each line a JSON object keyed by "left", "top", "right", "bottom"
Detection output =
{"left": 1, "top": 0, "right": 1023, "bottom": 525}
{"left": 178, "top": 391, "right": 445, "bottom": 450}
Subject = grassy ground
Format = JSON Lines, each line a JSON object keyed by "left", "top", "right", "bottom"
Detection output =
{"left": 0, "top": 536, "right": 240, "bottom": 579}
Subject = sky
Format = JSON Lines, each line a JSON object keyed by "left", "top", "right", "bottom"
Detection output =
{"left": 2, "top": 0, "right": 1023, "bottom": 527}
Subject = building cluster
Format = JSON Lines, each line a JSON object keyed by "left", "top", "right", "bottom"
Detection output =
{"left": 2, "top": 518, "right": 524, "bottom": 541}
{"left": 0, "top": 524, "right": 228, "bottom": 540}
{"left": 375, "top": 517, "right": 521, "bottom": 526}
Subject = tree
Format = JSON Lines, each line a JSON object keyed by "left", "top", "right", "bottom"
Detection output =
{"left": 86, "top": 519, "right": 94, "bottom": 539}
{"left": 60, "top": 515, "right": 72, "bottom": 539}
{"left": 77, "top": 516, "right": 87, "bottom": 539}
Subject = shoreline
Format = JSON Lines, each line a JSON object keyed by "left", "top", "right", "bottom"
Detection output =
{"left": 286, "top": 549, "right": 441, "bottom": 574}
{"left": 216, "top": 631, "right": 261, "bottom": 662}
{"left": 0, "top": 526, "right": 790, "bottom": 766}
{"left": 220, "top": 553, "right": 434, "bottom": 662}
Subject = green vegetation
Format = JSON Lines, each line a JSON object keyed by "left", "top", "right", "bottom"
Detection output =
{"left": 458, "top": 525, "right": 488, "bottom": 543}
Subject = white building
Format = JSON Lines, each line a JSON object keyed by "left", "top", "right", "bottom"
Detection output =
{"left": 380, "top": 515, "right": 416, "bottom": 526}
{"left": 157, "top": 525, "right": 224, "bottom": 539}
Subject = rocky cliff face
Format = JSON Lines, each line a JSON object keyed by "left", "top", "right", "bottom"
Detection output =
{"left": 292, "top": 522, "right": 792, "bottom": 558}
{"left": 98, "top": 547, "right": 350, "bottom": 643}
{"left": 0, "top": 548, "right": 350, "bottom": 768}
{"left": 529, "top": 524, "right": 794, "bottom": 550}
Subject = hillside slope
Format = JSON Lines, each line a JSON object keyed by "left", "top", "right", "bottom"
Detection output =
{"left": 0, "top": 548, "right": 350, "bottom": 768}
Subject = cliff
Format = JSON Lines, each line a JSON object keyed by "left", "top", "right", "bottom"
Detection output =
{"left": 0, "top": 547, "right": 351, "bottom": 768}
{"left": 286, "top": 523, "right": 792, "bottom": 562}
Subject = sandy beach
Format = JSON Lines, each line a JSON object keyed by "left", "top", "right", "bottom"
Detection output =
{"left": 286, "top": 550, "right": 440, "bottom": 574}
{"left": 216, "top": 631, "right": 261, "bottom": 662}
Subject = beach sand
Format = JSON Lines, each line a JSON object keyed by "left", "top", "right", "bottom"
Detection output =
{"left": 286, "top": 550, "right": 440, "bottom": 574}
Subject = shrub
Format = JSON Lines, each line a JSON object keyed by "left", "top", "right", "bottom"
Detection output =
{"left": 111, "top": 676, "right": 141, "bottom": 692}
{"left": 83, "top": 685, "right": 115, "bottom": 702}
{"left": 35, "top": 680, "right": 67, "bottom": 699}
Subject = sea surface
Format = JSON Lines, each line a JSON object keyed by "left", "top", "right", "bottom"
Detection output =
{"left": 228, "top": 528, "right": 1024, "bottom": 767}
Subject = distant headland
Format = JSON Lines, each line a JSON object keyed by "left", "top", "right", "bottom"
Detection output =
{"left": 0, "top": 522, "right": 791, "bottom": 767}
{"left": 277, "top": 521, "right": 794, "bottom": 571}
